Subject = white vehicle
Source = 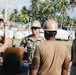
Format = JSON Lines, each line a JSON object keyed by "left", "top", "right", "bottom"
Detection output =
{"left": 8, "top": 30, "right": 14, "bottom": 38}
{"left": 68, "top": 31, "right": 75, "bottom": 41}
{"left": 39, "top": 28, "right": 69, "bottom": 40}
{"left": 0, "top": 30, "right": 14, "bottom": 38}
{"left": 40, "top": 28, "right": 44, "bottom": 37}
{"left": 56, "top": 29, "right": 69, "bottom": 40}
{"left": 22, "top": 31, "right": 32, "bottom": 38}
{"left": 15, "top": 31, "right": 23, "bottom": 39}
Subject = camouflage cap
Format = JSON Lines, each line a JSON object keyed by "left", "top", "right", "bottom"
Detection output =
{"left": 32, "top": 20, "right": 41, "bottom": 28}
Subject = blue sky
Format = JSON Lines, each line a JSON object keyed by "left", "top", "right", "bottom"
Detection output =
{"left": 0, "top": 0, "right": 76, "bottom": 18}
{"left": 0, "top": 0, "right": 31, "bottom": 11}
{"left": 67, "top": 8, "right": 76, "bottom": 18}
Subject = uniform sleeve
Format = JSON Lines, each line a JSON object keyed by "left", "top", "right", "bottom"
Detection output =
{"left": 20, "top": 38, "right": 27, "bottom": 48}
{"left": 32, "top": 46, "right": 40, "bottom": 70}
{"left": 34, "top": 46, "right": 40, "bottom": 60}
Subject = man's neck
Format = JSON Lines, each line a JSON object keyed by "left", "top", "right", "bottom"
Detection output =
{"left": 49, "top": 37, "right": 56, "bottom": 41}
{"left": 33, "top": 33, "right": 40, "bottom": 39}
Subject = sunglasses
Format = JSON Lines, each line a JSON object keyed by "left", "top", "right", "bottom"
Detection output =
{"left": 31, "top": 27, "right": 40, "bottom": 30}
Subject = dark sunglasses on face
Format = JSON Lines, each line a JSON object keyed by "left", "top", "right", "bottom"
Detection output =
{"left": 31, "top": 27, "right": 40, "bottom": 30}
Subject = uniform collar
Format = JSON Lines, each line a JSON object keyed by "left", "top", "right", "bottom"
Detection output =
{"left": 29, "top": 34, "right": 42, "bottom": 41}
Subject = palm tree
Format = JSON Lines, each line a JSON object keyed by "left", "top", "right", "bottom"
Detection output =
{"left": 21, "top": 6, "right": 27, "bottom": 15}
{"left": 40, "top": 0, "right": 50, "bottom": 25}
{"left": 9, "top": 9, "right": 18, "bottom": 22}
{"left": 21, "top": 6, "right": 28, "bottom": 22}
{"left": 30, "top": 0, "right": 41, "bottom": 20}
{"left": 57, "top": 0, "right": 70, "bottom": 28}
{"left": 70, "top": 0, "right": 76, "bottom": 8}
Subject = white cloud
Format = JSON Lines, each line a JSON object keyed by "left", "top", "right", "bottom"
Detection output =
{"left": 67, "top": 7, "right": 76, "bottom": 18}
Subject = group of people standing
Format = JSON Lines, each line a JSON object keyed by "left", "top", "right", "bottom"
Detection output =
{"left": 0, "top": 12, "right": 76, "bottom": 75}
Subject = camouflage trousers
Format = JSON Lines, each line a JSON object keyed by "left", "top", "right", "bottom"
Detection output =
{"left": 70, "top": 63, "right": 76, "bottom": 75}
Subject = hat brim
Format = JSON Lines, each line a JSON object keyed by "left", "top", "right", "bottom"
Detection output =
{"left": 31, "top": 26, "right": 41, "bottom": 28}
{"left": 44, "top": 29, "right": 57, "bottom": 31}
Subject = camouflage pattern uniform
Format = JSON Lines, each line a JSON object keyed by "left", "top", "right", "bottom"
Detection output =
{"left": 0, "top": 12, "right": 4, "bottom": 44}
{"left": 20, "top": 34, "right": 44, "bottom": 63}
{"left": 0, "top": 27, "right": 4, "bottom": 44}
{"left": 0, "top": 35, "right": 3, "bottom": 57}
{"left": 70, "top": 39, "right": 76, "bottom": 75}
{"left": 0, "top": 12, "right": 5, "bottom": 58}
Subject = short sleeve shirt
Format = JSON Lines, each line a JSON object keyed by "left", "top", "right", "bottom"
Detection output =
{"left": 33, "top": 41, "right": 69, "bottom": 75}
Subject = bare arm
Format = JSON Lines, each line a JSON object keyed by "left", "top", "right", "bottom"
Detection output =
{"left": 61, "top": 56, "right": 70, "bottom": 75}
{"left": 30, "top": 57, "right": 40, "bottom": 75}
{"left": 0, "top": 38, "right": 11, "bottom": 52}
{"left": 0, "top": 20, "right": 11, "bottom": 52}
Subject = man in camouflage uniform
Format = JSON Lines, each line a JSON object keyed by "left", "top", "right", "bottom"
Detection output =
{"left": 70, "top": 30, "right": 76, "bottom": 75}
{"left": 20, "top": 20, "right": 44, "bottom": 63}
